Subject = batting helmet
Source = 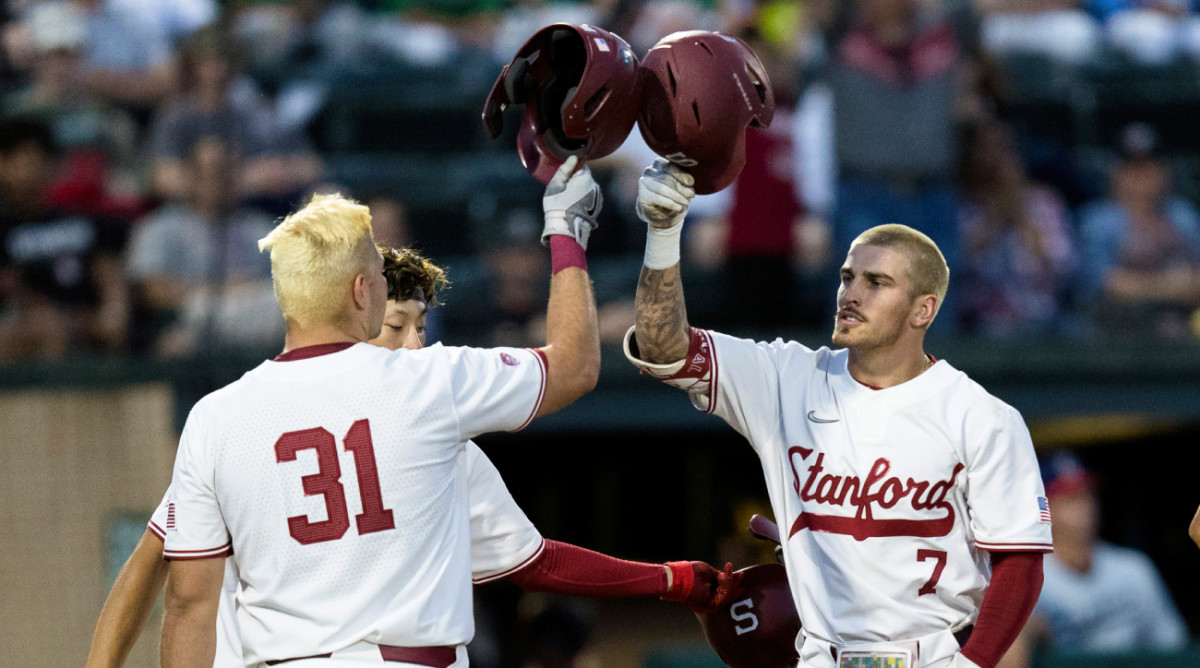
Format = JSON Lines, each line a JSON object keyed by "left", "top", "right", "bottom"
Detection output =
{"left": 482, "top": 23, "right": 640, "bottom": 184}
{"left": 637, "top": 31, "right": 774, "bottom": 194}
{"left": 698, "top": 564, "right": 800, "bottom": 668}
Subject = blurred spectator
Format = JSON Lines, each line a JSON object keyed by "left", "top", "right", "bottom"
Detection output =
{"left": 1094, "top": 0, "right": 1195, "bottom": 64}
{"left": 0, "top": 116, "right": 129, "bottom": 362}
{"left": 107, "top": 0, "right": 217, "bottom": 46}
{"left": 149, "top": 24, "right": 322, "bottom": 215}
{"left": 125, "top": 137, "right": 280, "bottom": 357}
{"left": 999, "top": 451, "right": 1187, "bottom": 667}
{"left": 5, "top": 0, "right": 144, "bottom": 221}
{"left": 978, "top": 0, "right": 1102, "bottom": 65}
{"left": 443, "top": 205, "right": 549, "bottom": 348}
{"left": 956, "top": 119, "right": 1077, "bottom": 336}
{"left": 1078, "top": 123, "right": 1200, "bottom": 339}
{"left": 820, "top": 0, "right": 979, "bottom": 314}
{"left": 515, "top": 595, "right": 600, "bottom": 668}
{"left": 63, "top": 0, "right": 176, "bottom": 109}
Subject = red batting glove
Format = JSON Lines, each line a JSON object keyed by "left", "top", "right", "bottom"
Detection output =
{"left": 662, "top": 561, "right": 744, "bottom": 614}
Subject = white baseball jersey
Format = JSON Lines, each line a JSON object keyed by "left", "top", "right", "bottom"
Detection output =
{"left": 463, "top": 442, "right": 545, "bottom": 583}
{"left": 626, "top": 329, "right": 1052, "bottom": 646}
{"left": 151, "top": 441, "right": 543, "bottom": 667}
{"left": 149, "top": 489, "right": 243, "bottom": 668}
{"left": 163, "top": 342, "right": 547, "bottom": 665}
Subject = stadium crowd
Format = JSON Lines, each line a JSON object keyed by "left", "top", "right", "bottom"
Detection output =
{"left": 3, "top": 0, "right": 1200, "bottom": 364}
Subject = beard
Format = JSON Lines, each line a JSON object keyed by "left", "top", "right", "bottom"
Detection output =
{"left": 831, "top": 314, "right": 905, "bottom": 351}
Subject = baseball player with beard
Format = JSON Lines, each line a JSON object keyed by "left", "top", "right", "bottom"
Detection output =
{"left": 155, "top": 157, "right": 606, "bottom": 668}
{"left": 624, "top": 159, "right": 1052, "bottom": 668}
{"left": 86, "top": 241, "right": 736, "bottom": 668}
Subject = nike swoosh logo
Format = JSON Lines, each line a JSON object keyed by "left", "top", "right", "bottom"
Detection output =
{"left": 807, "top": 410, "right": 839, "bottom": 423}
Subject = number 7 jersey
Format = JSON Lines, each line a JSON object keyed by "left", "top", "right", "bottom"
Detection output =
{"left": 163, "top": 342, "right": 547, "bottom": 665}
{"left": 627, "top": 329, "right": 1053, "bottom": 646}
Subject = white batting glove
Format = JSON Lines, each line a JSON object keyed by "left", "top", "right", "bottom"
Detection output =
{"left": 636, "top": 158, "right": 695, "bottom": 230}
{"left": 944, "top": 653, "right": 983, "bottom": 668}
{"left": 542, "top": 155, "right": 602, "bottom": 249}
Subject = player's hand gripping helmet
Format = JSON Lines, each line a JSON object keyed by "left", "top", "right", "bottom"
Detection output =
{"left": 697, "top": 515, "right": 799, "bottom": 668}
{"left": 698, "top": 563, "right": 801, "bottom": 668}
{"left": 483, "top": 23, "right": 640, "bottom": 184}
{"left": 636, "top": 31, "right": 774, "bottom": 194}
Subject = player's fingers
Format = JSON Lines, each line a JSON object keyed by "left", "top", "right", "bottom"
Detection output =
{"left": 640, "top": 178, "right": 691, "bottom": 207}
{"left": 551, "top": 155, "right": 580, "bottom": 186}
{"left": 663, "top": 162, "right": 696, "bottom": 189}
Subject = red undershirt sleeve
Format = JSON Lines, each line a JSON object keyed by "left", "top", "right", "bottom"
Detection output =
{"left": 503, "top": 539, "right": 668, "bottom": 598}
{"left": 961, "top": 551, "right": 1044, "bottom": 668}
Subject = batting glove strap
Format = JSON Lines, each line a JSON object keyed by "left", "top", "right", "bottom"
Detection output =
{"left": 542, "top": 157, "right": 602, "bottom": 250}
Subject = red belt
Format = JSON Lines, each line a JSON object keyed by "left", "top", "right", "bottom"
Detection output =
{"left": 265, "top": 645, "right": 457, "bottom": 667}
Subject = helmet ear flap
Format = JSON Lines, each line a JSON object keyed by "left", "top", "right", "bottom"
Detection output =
{"left": 503, "top": 57, "right": 537, "bottom": 105}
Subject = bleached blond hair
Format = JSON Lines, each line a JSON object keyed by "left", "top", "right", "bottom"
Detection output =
{"left": 852, "top": 224, "right": 950, "bottom": 311}
{"left": 258, "top": 193, "right": 377, "bottom": 329}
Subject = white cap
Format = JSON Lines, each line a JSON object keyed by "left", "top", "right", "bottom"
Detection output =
{"left": 27, "top": 1, "right": 86, "bottom": 54}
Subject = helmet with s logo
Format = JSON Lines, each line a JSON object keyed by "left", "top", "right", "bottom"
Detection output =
{"left": 697, "top": 563, "right": 800, "bottom": 668}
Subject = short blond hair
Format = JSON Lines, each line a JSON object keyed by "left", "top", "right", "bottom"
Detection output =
{"left": 258, "top": 193, "right": 377, "bottom": 328}
{"left": 852, "top": 224, "right": 950, "bottom": 307}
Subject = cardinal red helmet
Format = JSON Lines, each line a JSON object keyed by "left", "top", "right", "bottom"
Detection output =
{"left": 698, "top": 564, "right": 800, "bottom": 668}
{"left": 637, "top": 30, "right": 774, "bottom": 194}
{"left": 482, "top": 23, "right": 639, "bottom": 184}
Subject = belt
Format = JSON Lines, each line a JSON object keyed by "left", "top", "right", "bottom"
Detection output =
{"left": 265, "top": 644, "right": 457, "bottom": 667}
{"left": 802, "top": 624, "right": 974, "bottom": 668}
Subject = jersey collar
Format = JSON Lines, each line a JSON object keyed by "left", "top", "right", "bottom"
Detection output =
{"left": 273, "top": 342, "right": 357, "bottom": 362}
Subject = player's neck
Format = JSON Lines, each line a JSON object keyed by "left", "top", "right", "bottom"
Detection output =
{"left": 847, "top": 343, "right": 931, "bottom": 389}
{"left": 282, "top": 323, "right": 361, "bottom": 355}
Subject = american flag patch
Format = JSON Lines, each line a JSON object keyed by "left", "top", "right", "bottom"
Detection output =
{"left": 167, "top": 501, "right": 176, "bottom": 530}
{"left": 1038, "top": 496, "right": 1052, "bottom": 524}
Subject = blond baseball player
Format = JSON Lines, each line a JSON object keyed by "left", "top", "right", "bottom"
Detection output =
{"left": 625, "top": 159, "right": 1052, "bottom": 668}
{"left": 158, "top": 157, "right": 602, "bottom": 668}
{"left": 85, "top": 244, "right": 734, "bottom": 668}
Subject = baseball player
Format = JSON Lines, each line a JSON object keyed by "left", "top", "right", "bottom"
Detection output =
{"left": 85, "top": 243, "right": 736, "bottom": 668}
{"left": 158, "top": 157, "right": 603, "bottom": 668}
{"left": 624, "top": 159, "right": 1052, "bottom": 668}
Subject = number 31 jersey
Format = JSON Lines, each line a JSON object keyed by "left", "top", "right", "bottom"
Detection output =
{"left": 163, "top": 342, "right": 547, "bottom": 665}
{"left": 671, "top": 331, "right": 1052, "bottom": 645}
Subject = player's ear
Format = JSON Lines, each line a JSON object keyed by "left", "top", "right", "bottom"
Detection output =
{"left": 351, "top": 273, "right": 368, "bottom": 311}
{"left": 911, "top": 294, "right": 938, "bottom": 328}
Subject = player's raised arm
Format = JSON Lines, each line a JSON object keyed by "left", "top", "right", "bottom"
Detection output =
{"left": 632, "top": 158, "right": 696, "bottom": 365}
{"left": 534, "top": 156, "right": 602, "bottom": 417}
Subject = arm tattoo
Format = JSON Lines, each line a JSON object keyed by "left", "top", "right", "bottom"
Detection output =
{"left": 634, "top": 265, "right": 690, "bottom": 364}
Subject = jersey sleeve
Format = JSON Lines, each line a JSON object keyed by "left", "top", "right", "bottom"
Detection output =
{"left": 162, "top": 405, "right": 232, "bottom": 561}
{"left": 463, "top": 442, "right": 545, "bottom": 584}
{"left": 446, "top": 346, "right": 547, "bottom": 438}
{"left": 147, "top": 486, "right": 172, "bottom": 541}
{"left": 624, "top": 326, "right": 786, "bottom": 449}
{"left": 965, "top": 404, "right": 1054, "bottom": 552}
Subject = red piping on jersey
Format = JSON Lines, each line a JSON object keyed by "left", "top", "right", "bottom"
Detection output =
{"left": 148, "top": 521, "right": 166, "bottom": 540}
{"left": 273, "top": 342, "right": 357, "bottom": 362}
{"left": 512, "top": 349, "right": 548, "bottom": 432}
{"left": 163, "top": 542, "right": 233, "bottom": 561}
{"left": 474, "top": 539, "right": 547, "bottom": 585}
